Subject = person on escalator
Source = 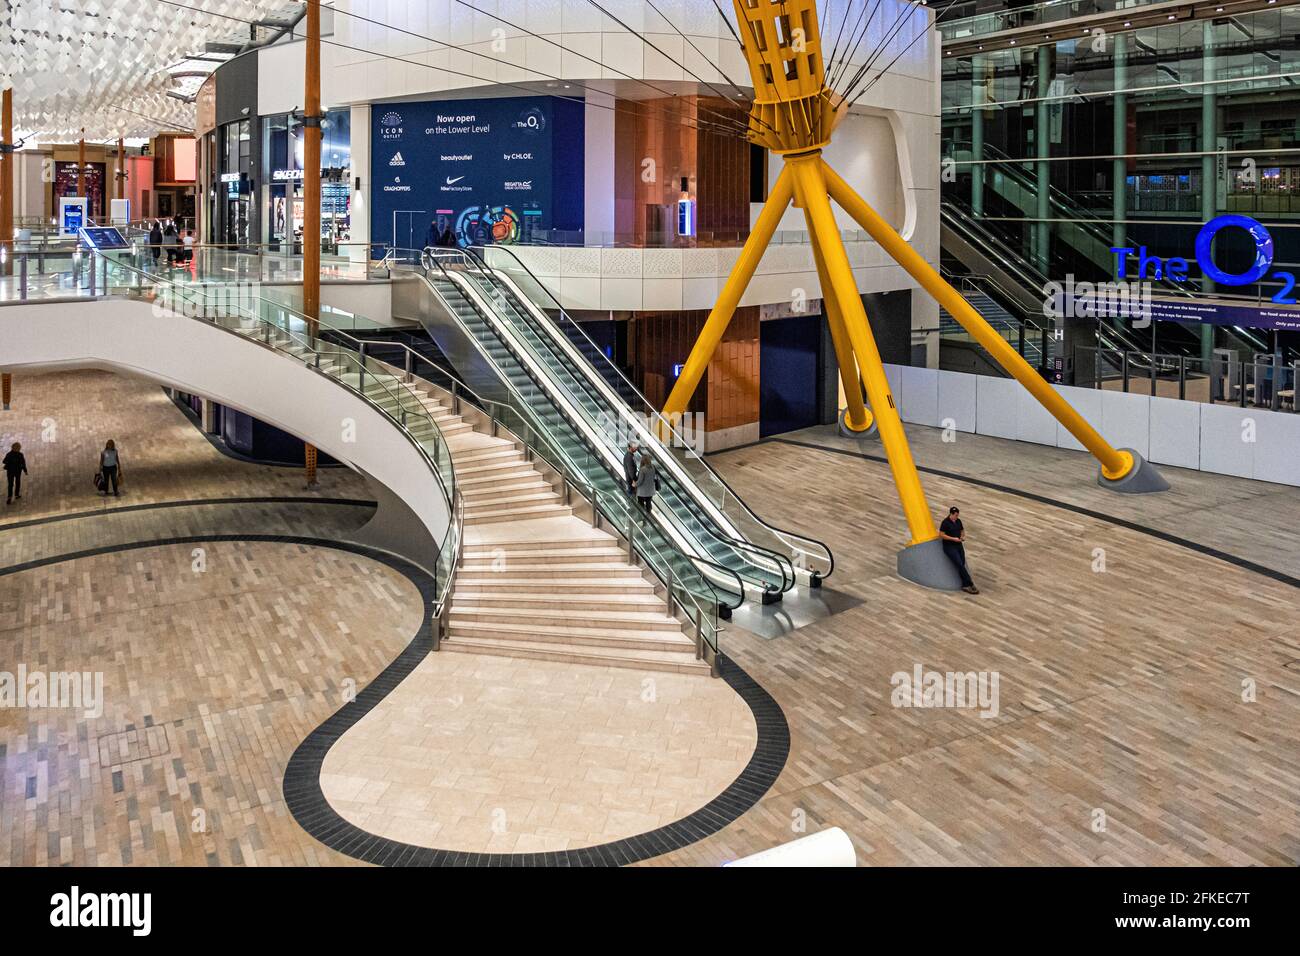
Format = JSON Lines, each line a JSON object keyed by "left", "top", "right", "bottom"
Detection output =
{"left": 938, "top": 506, "right": 979, "bottom": 594}
{"left": 623, "top": 440, "right": 640, "bottom": 495}
{"left": 635, "top": 452, "right": 658, "bottom": 517}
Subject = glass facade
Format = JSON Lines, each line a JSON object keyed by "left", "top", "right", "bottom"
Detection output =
{"left": 940, "top": 5, "right": 1300, "bottom": 363}
{"left": 217, "top": 118, "right": 254, "bottom": 247}
{"left": 260, "top": 108, "right": 351, "bottom": 253}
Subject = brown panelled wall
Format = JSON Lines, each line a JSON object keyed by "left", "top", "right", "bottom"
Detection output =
{"left": 629, "top": 307, "right": 760, "bottom": 435}
{"left": 613, "top": 96, "right": 750, "bottom": 245}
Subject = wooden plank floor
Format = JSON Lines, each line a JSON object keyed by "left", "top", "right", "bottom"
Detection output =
{"left": 645, "top": 434, "right": 1300, "bottom": 866}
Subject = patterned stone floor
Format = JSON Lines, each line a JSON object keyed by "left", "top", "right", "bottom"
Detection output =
{"left": 1, "top": 539, "right": 420, "bottom": 866}
{"left": 5, "top": 370, "right": 1297, "bottom": 866}
{"left": 645, "top": 430, "right": 1300, "bottom": 866}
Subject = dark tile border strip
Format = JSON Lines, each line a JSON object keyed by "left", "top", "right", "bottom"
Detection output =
{"left": 0, "top": 496, "right": 376, "bottom": 533}
{"left": 3, "top": 533, "right": 790, "bottom": 867}
{"left": 771, "top": 437, "right": 1300, "bottom": 591}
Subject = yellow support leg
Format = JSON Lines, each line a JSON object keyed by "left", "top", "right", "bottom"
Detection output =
{"left": 789, "top": 154, "right": 937, "bottom": 545}
{"left": 808, "top": 224, "right": 873, "bottom": 434}
{"left": 820, "top": 160, "right": 1136, "bottom": 481}
{"left": 661, "top": 165, "right": 796, "bottom": 421}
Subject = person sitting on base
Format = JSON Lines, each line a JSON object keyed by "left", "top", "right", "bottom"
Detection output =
{"left": 939, "top": 506, "right": 980, "bottom": 594}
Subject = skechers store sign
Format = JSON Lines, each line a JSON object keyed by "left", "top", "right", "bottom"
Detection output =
{"left": 1110, "top": 214, "right": 1300, "bottom": 330}
{"left": 371, "top": 95, "right": 583, "bottom": 249}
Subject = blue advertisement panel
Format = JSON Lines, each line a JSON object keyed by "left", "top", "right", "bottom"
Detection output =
{"left": 1149, "top": 296, "right": 1300, "bottom": 332}
{"left": 371, "top": 95, "right": 584, "bottom": 250}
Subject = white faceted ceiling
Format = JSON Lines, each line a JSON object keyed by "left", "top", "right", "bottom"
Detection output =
{"left": 1, "top": 0, "right": 301, "bottom": 142}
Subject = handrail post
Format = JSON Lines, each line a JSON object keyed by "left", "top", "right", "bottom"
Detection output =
{"left": 405, "top": 348, "right": 413, "bottom": 382}
{"left": 88, "top": 254, "right": 96, "bottom": 296}
{"left": 1178, "top": 355, "right": 1186, "bottom": 401}
{"left": 694, "top": 605, "right": 704, "bottom": 660}
{"left": 1121, "top": 351, "right": 1130, "bottom": 392}
{"left": 19, "top": 254, "right": 27, "bottom": 301}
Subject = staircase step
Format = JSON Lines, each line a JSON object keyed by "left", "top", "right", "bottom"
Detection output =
{"left": 449, "top": 604, "right": 680, "bottom": 631}
{"left": 464, "top": 490, "right": 562, "bottom": 510}
{"left": 456, "top": 560, "right": 642, "bottom": 577}
{"left": 441, "top": 635, "right": 709, "bottom": 674}
{"left": 465, "top": 503, "right": 574, "bottom": 524}
{"left": 461, "top": 539, "right": 618, "bottom": 557}
{"left": 445, "top": 619, "right": 694, "bottom": 653}
{"left": 454, "top": 578, "right": 656, "bottom": 597}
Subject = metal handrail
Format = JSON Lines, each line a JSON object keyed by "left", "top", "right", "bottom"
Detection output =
{"left": 467, "top": 243, "right": 837, "bottom": 581}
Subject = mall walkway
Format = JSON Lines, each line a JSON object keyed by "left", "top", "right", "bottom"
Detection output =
{"left": 646, "top": 428, "right": 1300, "bottom": 866}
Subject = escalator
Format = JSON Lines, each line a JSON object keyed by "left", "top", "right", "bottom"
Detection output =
{"left": 406, "top": 248, "right": 832, "bottom": 606}
{"left": 953, "top": 145, "right": 1275, "bottom": 357}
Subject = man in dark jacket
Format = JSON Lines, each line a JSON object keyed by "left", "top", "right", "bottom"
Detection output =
{"left": 939, "top": 506, "right": 979, "bottom": 594}
{"left": 4, "top": 441, "right": 28, "bottom": 504}
{"left": 622, "top": 440, "right": 639, "bottom": 494}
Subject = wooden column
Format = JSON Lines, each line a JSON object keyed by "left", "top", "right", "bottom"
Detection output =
{"left": 77, "top": 131, "right": 86, "bottom": 199}
{"left": 302, "top": 0, "right": 322, "bottom": 336}
{"left": 1, "top": 87, "right": 13, "bottom": 277}
{"left": 116, "top": 137, "right": 125, "bottom": 200}
{"left": 2, "top": 373, "right": 11, "bottom": 411}
{"left": 304, "top": 443, "right": 319, "bottom": 488}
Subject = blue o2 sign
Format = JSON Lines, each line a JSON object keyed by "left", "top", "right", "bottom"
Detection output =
{"left": 1111, "top": 214, "right": 1296, "bottom": 304}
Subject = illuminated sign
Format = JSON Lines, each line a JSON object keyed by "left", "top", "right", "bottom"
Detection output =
{"left": 1111, "top": 214, "right": 1295, "bottom": 304}
{"left": 272, "top": 168, "right": 304, "bottom": 182}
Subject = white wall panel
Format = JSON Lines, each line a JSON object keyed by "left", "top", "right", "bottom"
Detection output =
{"left": 935, "top": 369, "right": 977, "bottom": 433}
{"left": 975, "top": 375, "right": 1018, "bottom": 440}
{"left": 1016, "top": 385, "right": 1059, "bottom": 447}
{"left": 1100, "top": 388, "right": 1151, "bottom": 458}
{"left": 1053, "top": 384, "right": 1102, "bottom": 452}
{"left": 898, "top": 365, "right": 940, "bottom": 427}
{"left": 1148, "top": 395, "right": 1201, "bottom": 470}
{"left": 1199, "top": 402, "right": 1254, "bottom": 478}
{"left": 1251, "top": 407, "right": 1300, "bottom": 487}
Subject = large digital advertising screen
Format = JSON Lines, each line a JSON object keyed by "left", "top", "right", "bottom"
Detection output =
{"left": 370, "top": 95, "right": 584, "bottom": 250}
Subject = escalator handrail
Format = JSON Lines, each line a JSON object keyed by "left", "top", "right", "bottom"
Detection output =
{"left": 423, "top": 248, "right": 795, "bottom": 595}
{"left": 410, "top": 253, "right": 749, "bottom": 614}
{"left": 464, "top": 243, "right": 837, "bottom": 581}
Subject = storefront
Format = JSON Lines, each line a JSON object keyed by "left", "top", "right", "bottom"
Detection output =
{"left": 261, "top": 108, "right": 351, "bottom": 253}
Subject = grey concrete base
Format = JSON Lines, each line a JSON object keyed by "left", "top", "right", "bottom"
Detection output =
{"left": 1098, "top": 448, "right": 1170, "bottom": 494}
{"left": 896, "top": 537, "right": 964, "bottom": 591}
{"left": 838, "top": 407, "right": 878, "bottom": 440}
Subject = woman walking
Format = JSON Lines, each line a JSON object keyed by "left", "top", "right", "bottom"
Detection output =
{"left": 4, "top": 442, "right": 27, "bottom": 504}
{"left": 634, "top": 451, "right": 658, "bottom": 517}
{"left": 98, "top": 440, "right": 123, "bottom": 497}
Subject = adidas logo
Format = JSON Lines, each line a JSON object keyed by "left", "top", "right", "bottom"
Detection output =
{"left": 389, "top": 152, "right": 405, "bottom": 167}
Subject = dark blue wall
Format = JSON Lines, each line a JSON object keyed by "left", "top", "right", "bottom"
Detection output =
{"left": 760, "top": 315, "right": 823, "bottom": 438}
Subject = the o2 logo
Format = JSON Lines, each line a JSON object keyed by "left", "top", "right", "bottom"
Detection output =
{"left": 1112, "top": 214, "right": 1295, "bottom": 304}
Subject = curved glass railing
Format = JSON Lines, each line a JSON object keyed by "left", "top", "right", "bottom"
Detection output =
{"left": 470, "top": 244, "right": 836, "bottom": 584}
{"left": 415, "top": 247, "right": 793, "bottom": 602}
{"left": 85, "top": 247, "right": 462, "bottom": 616}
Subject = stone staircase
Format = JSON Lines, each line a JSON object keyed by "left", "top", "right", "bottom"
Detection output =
{"left": 230, "top": 326, "right": 709, "bottom": 674}
{"left": 417, "top": 385, "right": 709, "bottom": 675}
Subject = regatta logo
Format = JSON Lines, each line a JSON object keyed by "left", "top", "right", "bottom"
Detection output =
{"left": 890, "top": 665, "right": 1000, "bottom": 718}
{"left": 388, "top": 152, "right": 405, "bottom": 167}
{"left": 0, "top": 666, "right": 103, "bottom": 718}
{"left": 378, "top": 112, "right": 403, "bottom": 140}
{"left": 504, "top": 180, "right": 533, "bottom": 191}
{"left": 50, "top": 886, "right": 151, "bottom": 936}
